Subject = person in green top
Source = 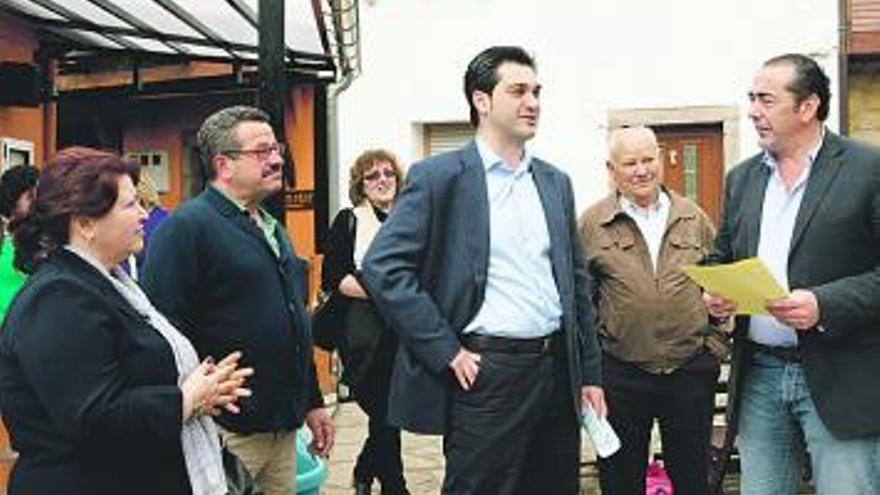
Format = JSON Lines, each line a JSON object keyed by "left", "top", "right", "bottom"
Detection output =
{"left": 0, "top": 164, "right": 38, "bottom": 317}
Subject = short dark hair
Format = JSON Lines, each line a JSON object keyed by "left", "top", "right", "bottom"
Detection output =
{"left": 463, "top": 46, "right": 536, "bottom": 126}
{"left": 0, "top": 165, "right": 38, "bottom": 218}
{"left": 348, "top": 149, "right": 404, "bottom": 206}
{"left": 197, "top": 105, "right": 271, "bottom": 181}
{"left": 764, "top": 53, "right": 831, "bottom": 121}
{"left": 12, "top": 147, "right": 139, "bottom": 273}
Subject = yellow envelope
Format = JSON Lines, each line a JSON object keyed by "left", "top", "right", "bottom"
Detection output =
{"left": 680, "top": 258, "right": 788, "bottom": 315}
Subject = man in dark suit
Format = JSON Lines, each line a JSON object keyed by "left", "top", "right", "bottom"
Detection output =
{"left": 705, "top": 54, "right": 880, "bottom": 494}
{"left": 142, "top": 105, "right": 333, "bottom": 495}
{"left": 361, "top": 46, "right": 606, "bottom": 494}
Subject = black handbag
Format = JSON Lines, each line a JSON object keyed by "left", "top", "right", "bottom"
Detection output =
{"left": 311, "top": 290, "right": 348, "bottom": 351}
{"left": 312, "top": 210, "right": 356, "bottom": 351}
{"left": 337, "top": 298, "right": 388, "bottom": 388}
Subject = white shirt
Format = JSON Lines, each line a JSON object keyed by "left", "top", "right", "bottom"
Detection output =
{"left": 619, "top": 190, "right": 671, "bottom": 274}
{"left": 748, "top": 134, "right": 824, "bottom": 347}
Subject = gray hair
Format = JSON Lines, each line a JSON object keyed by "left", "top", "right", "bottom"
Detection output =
{"left": 607, "top": 126, "right": 658, "bottom": 166}
{"left": 197, "top": 105, "right": 271, "bottom": 181}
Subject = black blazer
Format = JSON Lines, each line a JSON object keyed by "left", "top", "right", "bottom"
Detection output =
{"left": 0, "top": 249, "right": 190, "bottom": 495}
{"left": 142, "top": 186, "right": 323, "bottom": 434}
{"left": 711, "top": 131, "right": 880, "bottom": 439}
{"left": 321, "top": 207, "right": 389, "bottom": 387}
{"left": 361, "top": 141, "right": 602, "bottom": 434}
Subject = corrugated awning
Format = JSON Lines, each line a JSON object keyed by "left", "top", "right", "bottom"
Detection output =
{"left": 0, "top": 0, "right": 357, "bottom": 79}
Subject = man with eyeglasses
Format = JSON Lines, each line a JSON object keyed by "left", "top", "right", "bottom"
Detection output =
{"left": 142, "top": 105, "right": 334, "bottom": 495}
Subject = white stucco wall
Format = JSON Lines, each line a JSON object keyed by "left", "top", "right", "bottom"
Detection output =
{"left": 335, "top": 0, "right": 839, "bottom": 211}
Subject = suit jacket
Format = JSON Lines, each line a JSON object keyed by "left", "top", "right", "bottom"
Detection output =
{"left": 711, "top": 131, "right": 880, "bottom": 439}
{"left": 142, "top": 186, "right": 323, "bottom": 434}
{"left": 361, "top": 141, "right": 602, "bottom": 434}
{"left": 0, "top": 249, "right": 189, "bottom": 495}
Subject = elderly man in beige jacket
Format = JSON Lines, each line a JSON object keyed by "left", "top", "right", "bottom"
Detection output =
{"left": 579, "top": 126, "right": 725, "bottom": 495}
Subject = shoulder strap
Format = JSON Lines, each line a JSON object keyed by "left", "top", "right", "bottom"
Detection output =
{"left": 347, "top": 208, "right": 356, "bottom": 238}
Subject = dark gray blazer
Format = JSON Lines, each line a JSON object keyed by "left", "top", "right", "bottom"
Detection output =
{"left": 361, "top": 141, "right": 602, "bottom": 434}
{"left": 711, "top": 131, "right": 880, "bottom": 439}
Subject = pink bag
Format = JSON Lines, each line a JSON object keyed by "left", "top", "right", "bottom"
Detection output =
{"left": 645, "top": 460, "right": 674, "bottom": 495}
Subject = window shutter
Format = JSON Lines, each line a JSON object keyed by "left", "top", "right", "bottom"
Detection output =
{"left": 423, "top": 123, "right": 474, "bottom": 157}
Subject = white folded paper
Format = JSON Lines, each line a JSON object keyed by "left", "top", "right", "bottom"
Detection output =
{"left": 581, "top": 405, "right": 621, "bottom": 458}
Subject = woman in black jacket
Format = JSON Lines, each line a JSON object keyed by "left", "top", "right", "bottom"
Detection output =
{"left": 0, "top": 147, "right": 251, "bottom": 495}
{"left": 322, "top": 149, "right": 408, "bottom": 495}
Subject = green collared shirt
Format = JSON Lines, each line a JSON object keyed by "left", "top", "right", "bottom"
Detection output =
{"left": 211, "top": 186, "right": 280, "bottom": 257}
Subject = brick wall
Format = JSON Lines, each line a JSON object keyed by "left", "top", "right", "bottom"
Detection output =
{"left": 849, "top": 60, "right": 880, "bottom": 145}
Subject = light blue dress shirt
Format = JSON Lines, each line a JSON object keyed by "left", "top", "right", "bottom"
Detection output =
{"left": 462, "top": 139, "right": 562, "bottom": 338}
{"left": 748, "top": 135, "right": 824, "bottom": 347}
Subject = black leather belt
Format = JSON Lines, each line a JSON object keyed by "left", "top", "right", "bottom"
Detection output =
{"left": 462, "top": 333, "right": 558, "bottom": 354}
{"left": 751, "top": 341, "right": 802, "bottom": 363}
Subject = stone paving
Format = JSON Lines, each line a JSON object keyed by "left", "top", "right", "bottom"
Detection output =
{"left": 322, "top": 401, "right": 444, "bottom": 494}
{"left": 320, "top": 400, "right": 815, "bottom": 495}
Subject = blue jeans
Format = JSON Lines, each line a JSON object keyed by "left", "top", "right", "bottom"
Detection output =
{"left": 737, "top": 351, "right": 880, "bottom": 495}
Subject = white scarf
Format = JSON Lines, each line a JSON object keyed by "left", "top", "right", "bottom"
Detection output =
{"left": 65, "top": 247, "right": 226, "bottom": 495}
{"left": 352, "top": 202, "right": 382, "bottom": 269}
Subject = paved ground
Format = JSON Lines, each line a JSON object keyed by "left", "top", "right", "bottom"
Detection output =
{"left": 318, "top": 399, "right": 813, "bottom": 494}
{"left": 322, "top": 401, "right": 444, "bottom": 494}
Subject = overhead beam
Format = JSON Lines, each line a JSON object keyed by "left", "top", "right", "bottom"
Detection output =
{"left": 1, "top": 4, "right": 334, "bottom": 66}
{"left": 84, "top": 0, "right": 189, "bottom": 56}
{"left": 310, "top": 0, "right": 332, "bottom": 57}
{"left": 150, "top": 0, "right": 239, "bottom": 60}
{"left": 1, "top": 6, "right": 334, "bottom": 67}
{"left": 225, "top": 0, "right": 257, "bottom": 29}
{"left": 21, "top": 0, "right": 142, "bottom": 51}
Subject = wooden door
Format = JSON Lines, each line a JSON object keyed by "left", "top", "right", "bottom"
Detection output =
{"left": 654, "top": 124, "right": 724, "bottom": 226}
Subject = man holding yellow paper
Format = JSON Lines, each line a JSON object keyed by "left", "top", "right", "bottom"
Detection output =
{"left": 705, "top": 54, "right": 880, "bottom": 494}
{"left": 680, "top": 257, "right": 787, "bottom": 315}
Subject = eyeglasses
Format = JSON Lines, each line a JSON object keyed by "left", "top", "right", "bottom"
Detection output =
{"left": 221, "top": 143, "right": 286, "bottom": 161}
{"left": 364, "top": 169, "right": 396, "bottom": 182}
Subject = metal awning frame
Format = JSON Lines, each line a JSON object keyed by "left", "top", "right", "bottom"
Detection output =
{"left": 0, "top": 0, "right": 340, "bottom": 77}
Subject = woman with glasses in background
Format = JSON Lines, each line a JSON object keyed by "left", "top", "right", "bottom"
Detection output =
{"left": 321, "top": 149, "right": 408, "bottom": 495}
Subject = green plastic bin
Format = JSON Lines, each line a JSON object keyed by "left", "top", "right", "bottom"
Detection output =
{"left": 296, "top": 429, "right": 327, "bottom": 495}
